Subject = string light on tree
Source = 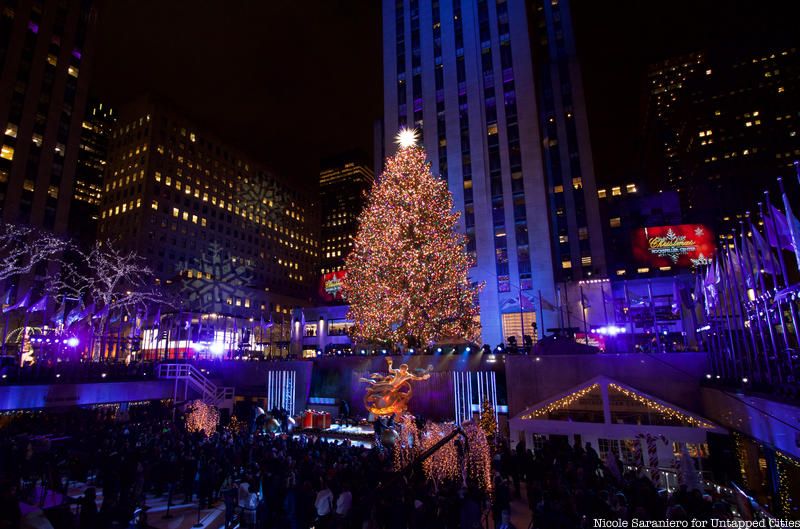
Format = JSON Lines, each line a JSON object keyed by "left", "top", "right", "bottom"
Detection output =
{"left": 185, "top": 399, "right": 219, "bottom": 436}
{"left": 479, "top": 398, "right": 498, "bottom": 438}
{"left": 344, "top": 130, "right": 483, "bottom": 347}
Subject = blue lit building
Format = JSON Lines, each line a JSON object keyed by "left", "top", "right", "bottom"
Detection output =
{"left": 382, "top": 0, "right": 606, "bottom": 345}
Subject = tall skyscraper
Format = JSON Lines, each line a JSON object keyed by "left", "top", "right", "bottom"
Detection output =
{"left": 319, "top": 153, "right": 374, "bottom": 276}
{"left": 98, "top": 95, "right": 319, "bottom": 318}
{"left": 0, "top": 0, "right": 96, "bottom": 233}
{"left": 382, "top": 0, "right": 605, "bottom": 344}
{"left": 642, "top": 52, "right": 707, "bottom": 208}
{"left": 643, "top": 48, "right": 800, "bottom": 223}
{"left": 71, "top": 98, "right": 114, "bottom": 243}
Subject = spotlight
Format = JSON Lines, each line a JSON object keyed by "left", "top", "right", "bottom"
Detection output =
{"left": 409, "top": 348, "right": 414, "bottom": 353}
{"left": 56, "top": 374, "right": 61, "bottom": 378}
{"left": 742, "top": 377, "right": 749, "bottom": 384}
{"left": 67, "top": 337, "right": 80, "bottom": 347}
{"left": 436, "top": 347, "right": 442, "bottom": 353}
{"left": 465, "top": 347, "right": 471, "bottom": 353}
{"left": 705, "top": 374, "right": 712, "bottom": 379}
{"left": 101, "top": 373, "right": 107, "bottom": 378}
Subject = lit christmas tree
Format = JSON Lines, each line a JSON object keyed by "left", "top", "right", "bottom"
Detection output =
{"left": 479, "top": 398, "right": 498, "bottom": 438}
{"left": 344, "top": 129, "right": 482, "bottom": 347}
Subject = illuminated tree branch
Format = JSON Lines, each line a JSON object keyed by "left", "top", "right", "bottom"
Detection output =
{"left": 0, "top": 222, "right": 70, "bottom": 285}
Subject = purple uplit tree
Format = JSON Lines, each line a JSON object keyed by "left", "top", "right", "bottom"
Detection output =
{"left": 51, "top": 240, "right": 169, "bottom": 360}
{"left": 0, "top": 222, "right": 70, "bottom": 284}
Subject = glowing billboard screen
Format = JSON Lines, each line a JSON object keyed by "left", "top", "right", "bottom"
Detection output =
{"left": 319, "top": 270, "right": 347, "bottom": 302}
{"left": 632, "top": 224, "right": 714, "bottom": 268}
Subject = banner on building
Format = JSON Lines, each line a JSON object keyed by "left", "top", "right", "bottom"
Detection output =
{"left": 632, "top": 224, "right": 715, "bottom": 268}
{"left": 319, "top": 270, "right": 347, "bottom": 302}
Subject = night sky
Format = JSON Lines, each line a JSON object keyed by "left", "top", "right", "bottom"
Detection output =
{"left": 92, "top": 1, "right": 798, "bottom": 188}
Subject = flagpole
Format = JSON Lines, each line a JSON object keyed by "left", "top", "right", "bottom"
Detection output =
{"left": 600, "top": 281, "right": 609, "bottom": 327}
{"left": 749, "top": 217, "right": 781, "bottom": 382}
{"left": 725, "top": 246, "right": 754, "bottom": 379}
{"left": 733, "top": 231, "right": 764, "bottom": 382}
{"left": 163, "top": 314, "right": 170, "bottom": 361}
{"left": 763, "top": 195, "right": 790, "bottom": 286}
{"left": 737, "top": 224, "right": 768, "bottom": 383}
{"left": 647, "top": 280, "right": 661, "bottom": 353}
{"left": 20, "top": 308, "right": 30, "bottom": 366}
{"left": 1, "top": 288, "right": 10, "bottom": 354}
{"left": 703, "top": 268, "right": 727, "bottom": 377}
{"left": 579, "top": 285, "right": 589, "bottom": 345}
{"left": 538, "top": 290, "right": 545, "bottom": 342}
{"left": 760, "top": 201, "right": 794, "bottom": 366}
{"left": 778, "top": 175, "right": 800, "bottom": 272}
{"left": 563, "top": 282, "right": 572, "bottom": 333}
{"left": 623, "top": 280, "right": 632, "bottom": 336}
{"left": 718, "top": 252, "right": 741, "bottom": 380}
{"left": 762, "top": 195, "right": 798, "bottom": 378}
{"left": 518, "top": 285, "right": 525, "bottom": 346}
{"left": 711, "top": 270, "right": 730, "bottom": 380}
{"left": 269, "top": 313, "right": 274, "bottom": 359}
{"left": 699, "top": 265, "right": 718, "bottom": 373}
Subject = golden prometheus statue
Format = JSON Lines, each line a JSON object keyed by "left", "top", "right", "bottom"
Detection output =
{"left": 360, "top": 358, "right": 433, "bottom": 416}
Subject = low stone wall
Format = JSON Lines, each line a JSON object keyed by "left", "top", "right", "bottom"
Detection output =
{"left": 0, "top": 380, "right": 175, "bottom": 410}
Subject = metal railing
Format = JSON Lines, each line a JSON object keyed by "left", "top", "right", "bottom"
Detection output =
{"left": 157, "top": 363, "right": 235, "bottom": 409}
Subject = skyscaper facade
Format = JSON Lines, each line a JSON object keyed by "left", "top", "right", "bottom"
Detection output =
{"left": 643, "top": 48, "right": 800, "bottom": 224}
{"left": 382, "top": 0, "right": 604, "bottom": 344}
{"left": 0, "top": 0, "right": 96, "bottom": 233}
{"left": 319, "top": 154, "right": 374, "bottom": 276}
{"left": 98, "top": 95, "right": 319, "bottom": 318}
{"left": 71, "top": 98, "right": 114, "bottom": 243}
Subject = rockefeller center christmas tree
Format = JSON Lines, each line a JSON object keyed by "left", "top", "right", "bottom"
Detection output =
{"left": 344, "top": 129, "right": 481, "bottom": 347}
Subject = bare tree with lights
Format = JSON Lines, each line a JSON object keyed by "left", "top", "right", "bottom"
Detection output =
{"left": 344, "top": 129, "right": 482, "bottom": 348}
{"left": 0, "top": 222, "right": 70, "bottom": 285}
{"left": 51, "top": 240, "right": 168, "bottom": 359}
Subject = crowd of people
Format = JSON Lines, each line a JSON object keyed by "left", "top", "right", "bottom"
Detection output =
{"left": 0, "top": 404, "right": 496, "bottom": 529}
{"left": 497, "top": 438, "right": 739, "bottom": 528}
{"left": 0, "top": 402, "right": 745, "bottom": 529}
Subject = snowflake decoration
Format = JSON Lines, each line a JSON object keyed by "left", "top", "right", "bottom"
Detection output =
{"left": 694, "top": 226, "right": 704, "bottom": 237}
{"left": 178, "top": 242, "right": 255, "bottom": 312}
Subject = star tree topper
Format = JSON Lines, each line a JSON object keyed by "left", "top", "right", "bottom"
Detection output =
{"left": 396, "top": 127, "right": 419, "bottom": 149}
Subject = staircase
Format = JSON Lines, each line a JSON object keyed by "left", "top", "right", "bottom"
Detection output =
{"left": 157, "top": 364, "right": 235, "bottom": 411}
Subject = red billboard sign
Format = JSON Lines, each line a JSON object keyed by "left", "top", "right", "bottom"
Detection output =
{"left": 319, "top": 270, "right": 347, "bottom": 302}
{"left": 632, "top": 224, "right": 714, "bottom": 268}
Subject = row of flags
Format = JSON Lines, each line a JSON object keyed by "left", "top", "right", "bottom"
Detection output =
{"left": 698, "top": 200, "right": 800, "bottom": 314}
{"left": 689, "top": 168, "right": 800, "bottom": 382}
{"left": 1, "top": 291, "right": 277, "bottom": 336}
